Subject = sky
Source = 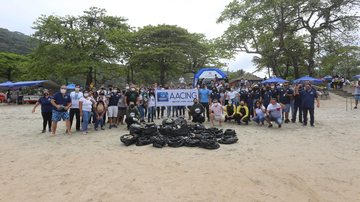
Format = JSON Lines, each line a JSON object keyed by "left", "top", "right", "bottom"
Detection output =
{"left": 0, "top": 0, "right": 266, "bottom": 77}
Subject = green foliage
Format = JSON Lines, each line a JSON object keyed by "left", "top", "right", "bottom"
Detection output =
{"left": 217, "top": 0, "right": 360, "bottom": 78}
{"left": 0, "top": 28, "right": 38, "bottom": 55}
{"left": 0, "top": 51, "right": 30, "bottom": 82}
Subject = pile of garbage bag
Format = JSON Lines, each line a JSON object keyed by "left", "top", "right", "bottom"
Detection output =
{"left": 120, "top": 117, "right": 238, "bottom": 150}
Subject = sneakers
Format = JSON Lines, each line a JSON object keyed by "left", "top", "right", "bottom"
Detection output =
{"left": 278, "top": 124, "right": 282, "bottom": 128}
{"left": 42, "top": 129, "right": 46, "bottom": 133}
{"left": 94, "top": 128, "right": 98, "bottom": 131}
{"left": 101, "top": 127, "right": 105, "bottom": 130}
{"left": 354, "top": 106, "right": 358, "bottom": 109}
{"left": 268, "top": 124, "right": 273, "bottom": 128}
{"left": 109, "top": 125, "right": 112, "bottom": 129}
{"left": 285, "top": 119, "right": 290, "bottom": 123}
{"left": 112, "top": 125, "right": 118, "bottom": 128}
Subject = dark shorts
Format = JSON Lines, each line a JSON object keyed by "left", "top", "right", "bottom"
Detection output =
{"left": 52, "top": 110, "right": 70, "bottom": 122}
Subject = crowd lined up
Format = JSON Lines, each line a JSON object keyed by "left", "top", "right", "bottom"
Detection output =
{"left": 31, "top": 76, "right": 332, "bottom": 136}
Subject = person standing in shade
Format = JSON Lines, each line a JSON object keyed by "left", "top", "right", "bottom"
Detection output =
{"left": 108, "top": 87, "right": 121, "bottom": 129}
{"left": 69, "top": 84, "right": 83, "bottom": 131}
{"left": 79, "top": 91, "right": 95, "bottom": 134}
{"left": 266, "top": 98, "right": 284, "bottom": 128}
{"left": 292, "top": 83, "right": 303, "bottom": 123}
{"left": 32, "top": 89, "right": 53, "bottom": 133}
{"left": 198, "top": 84, "right": 211, "bottom": 122}
{"left": 296, "top": 83, "right": 320, "bottom": 127}
{"left": 50, "top": 85, "right": 72, "bottom": 136}
{"left": 353, "top": 79, "right": 360, "bottom": 109}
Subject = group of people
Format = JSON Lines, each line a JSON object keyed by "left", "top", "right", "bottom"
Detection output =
{"left": 31, "top": 77, "right": 324, "bottom": 136}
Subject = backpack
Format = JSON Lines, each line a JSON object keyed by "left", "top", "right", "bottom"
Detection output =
{"left": 96, "top": 102, "right": 105, "bottom": 113}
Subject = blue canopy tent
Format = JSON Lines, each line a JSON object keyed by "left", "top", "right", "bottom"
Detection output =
{"left": 66, "top": 83, "right": 76, "bottom": 90}
{"left": 0, "top": 81, "right": 15, "bottom": 88}
{"left": 261, "top": 77, "right": 288, "bottom": 84}
{"left": 353, "top": 74, "right": 360, "bottom": 79}
{"left": 293, "top": 76, "right": 323, "bottom": 85}
{"left": 0, "top": 80, "right": 59, "bottom": 89}
{"left": 193, "top": 68, "right": 227, "bottom": 86}
{"left": 323, "top": 75, "right": 333, "bottom": 81}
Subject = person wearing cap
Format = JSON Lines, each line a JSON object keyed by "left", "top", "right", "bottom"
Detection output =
{"left": 209, "top": 98, "right": 224, "bottom": 127}
{"left": 32, "top": 89, "right": 53, "bottom": 133}
{"left": 224, "top": 100, "right": 236, "bottom": 122}
{"left": 79, "top": 90, "right": 96, "bottom": 134}
{"left": 353, "top": 79, "right": 360, "bottom": 109}
{"left": 266, "top": 98, "right": 284, "bottom": 128}
{"left": 234, "top": 100, "right": 249, "bottom": 125}
{"left": 296, "top": 82, "right": 320, "bottom": 127}
{"left": 69, "top": 84, "right": 83, "bottom": 131}
{"left": 50, "top": 85, "right": 72, "bottom": 135}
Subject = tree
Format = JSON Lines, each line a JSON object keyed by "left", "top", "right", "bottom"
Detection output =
{"left": 217, "top": 0, "right": 360, "bottom": 78}
{"left": 31, "top": 7, "right": 131, "bottom": 86}
{"left": 0, "top": 51, "right": 29, "bottom": 81}
{"left": 129, "top": 25, "right": 220, "bottom": 85}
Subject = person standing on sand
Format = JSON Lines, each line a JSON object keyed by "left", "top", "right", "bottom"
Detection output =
{"left": 32, "top": 89, "right": 53, "bottom": 133}
{"left": 79, "top": 91, "right": 95, "bottom": 135}
{"left": 69, "top": 84, "right": 83, "bottom": 131}
{"left": 353, "top": 79, "right": 360, "bottom": 109}
{"left": 50, "top": 85, "right": 72, "bottom": 136}
{"left": 296, "top": 82, "right": 320, "bottom": 127}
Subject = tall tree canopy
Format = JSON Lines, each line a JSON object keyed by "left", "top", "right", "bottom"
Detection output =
{"left": 30, "top": 7, "right": 131, "bottom": 86}
{"left": 217, "top": 0, "right": 360, "bottom": 78}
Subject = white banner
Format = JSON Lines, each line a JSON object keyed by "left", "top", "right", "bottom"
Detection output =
{"left": 155, "top": 89, "right": 198, "bottom": 106}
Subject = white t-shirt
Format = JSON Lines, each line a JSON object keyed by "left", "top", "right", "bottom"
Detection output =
{"left": 255, "top": 105, "right": 266, "bottom": 117}
{"left": 148, "top": 95, "right": 156, "bottom": 107}
{"left": 228, "top": 91, "right": 237, "bottom": 100}
{"left": 70, "top": 91, "right": 83, "bottom": 109}
{"left": 80, "top": 97, "right": 93, "bottom": 112}
{"left": 211, "top": 103, "right": 223, "bottom": 116}
{"left": 267, "top": 103, "right": 282, "bottom": 118}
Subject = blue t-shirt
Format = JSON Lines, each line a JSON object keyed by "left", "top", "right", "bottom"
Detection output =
{"left": 38, "top": 96, "right": 53, "bottom": 113}
{"left": 199, "top": 89, "right": 211, "bottom": 103}
{"left": 52, "top": 92, "right": 71, "bottom": 112}
{"left": 300, "top": 88, "right": 318, "bottom": 109}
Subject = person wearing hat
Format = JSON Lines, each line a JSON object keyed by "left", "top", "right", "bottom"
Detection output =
{"left": 32, "top": 89, "right": 53, "bottom": 133}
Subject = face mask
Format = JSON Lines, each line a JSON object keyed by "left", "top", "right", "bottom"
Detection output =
{"left": 75, "top": 88, "right": 80, "bottom": 92}
{"left": 60, "top": 89, "right": 66, "bottom": 94}
{"left": 240, "top": 103, "right": 244, "bottom": 106}
{"left": 271, "top": 86, "right": 275, "bottom": 89}
{"left": 131, "top": 88, "right": 135, "bottom": 91}
{"left": 84, "top": 93, "right": 89, "bottom": 97}
{"left": 113, "top": 90, "right": 117, "bottom": 93}
{"left": 130, "top": 104, "right": 135, "bottom": 108}
{"left": 44, "top": 93, "right": 49, "bottom": 96}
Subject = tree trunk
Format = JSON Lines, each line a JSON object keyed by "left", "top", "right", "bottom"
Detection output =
{"left": 6, "top": 68, "right": 12, "bottom": 81}
{"left": 86, "top": 66, "right": 93, "bottom": 87}
{"left": 308, "top": 34, "right": 316, "bottom": 76}
{"left": 292, "top": 56, "right": 299, "bottom": 79}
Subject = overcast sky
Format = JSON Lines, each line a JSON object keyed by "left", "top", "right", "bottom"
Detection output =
{"left": 0, "top": 0, "right": 266, "bottom": 77}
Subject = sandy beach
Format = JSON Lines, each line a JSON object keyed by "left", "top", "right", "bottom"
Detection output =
{"left": 0, "top": 93, "right": 359, "bottom": 202}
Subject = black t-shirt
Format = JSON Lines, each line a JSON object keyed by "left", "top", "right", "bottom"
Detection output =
{"left": 125, "top": 91, "right": 139, "bottom": 105}
{"left": 108, "top": 93, "right": 121, "bottom": 106}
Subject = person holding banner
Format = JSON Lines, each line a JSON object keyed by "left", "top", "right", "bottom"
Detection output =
{"left": 210, "top": 99, "right": 224, "bottom": 127}
{"left": 199, "top": 84, "right": 211, "bottom": 122}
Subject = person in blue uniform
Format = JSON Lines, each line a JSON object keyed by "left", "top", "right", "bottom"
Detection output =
{"left": 32, "top": 89, "right": 53, "bottom": 133}
{"left": 296, "top": 82, "right": 320, "bottom": 127}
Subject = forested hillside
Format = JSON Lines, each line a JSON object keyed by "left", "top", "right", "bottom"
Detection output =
{"left": 0, "top": 28, "right": 37, "bottom": 55}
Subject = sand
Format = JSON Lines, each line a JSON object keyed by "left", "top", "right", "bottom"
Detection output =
{"left": 0, "top": 93, "right": 359, "bottom": 202}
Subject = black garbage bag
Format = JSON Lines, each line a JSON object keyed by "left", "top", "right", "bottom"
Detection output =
{"left": 151, "top": 135, "right": 167, "bottom": 148}
{"left": 162, "top": 118, "right": 175, "bottom": 127}
{"left": 120, "top": 134, "right": 138, "bottom": 146}
{"left": 194, "top": 123, "right": 206, "bottom": 131}
{"left": 174, "top": 117, "right": 187, "bottom": 127}
{"left": 224, "top": 129, "right": 236, "bottom": 137}
{"left": 172, "top": 126, "right": 189, "bottom": 137}
{"left": 199, "top": 136, "right": 220, "bottom": 150}
{"left": 218, "top": 136, "right": 238, "bottom": 144}
{"left": 136, "top": 136, "right": 152, "bottom": 146}
{"left": 130, "top": 124, "right": 143, "bottom": 135}
{"left": 158, "top": 125, "right": 174, "bottom": 136}
{"left": 167, "top": 136, "right": 184, "bottom": 147}
{"left": 143, "top": 123, "right": 158, "bottom": 136}
{"left": 184, "top": 137, "right": 200, "bottom": 147}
